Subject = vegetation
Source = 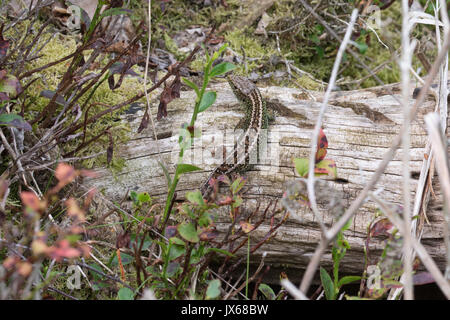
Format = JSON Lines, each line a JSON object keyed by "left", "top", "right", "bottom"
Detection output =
{"left": 0, "top": 0, "right": 448, "bottom": 301}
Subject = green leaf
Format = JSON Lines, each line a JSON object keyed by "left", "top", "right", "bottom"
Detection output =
{"left": 205, "top": 247, "right": 234, "bottom": 257}
{"left": 294, "top": 158, "right": 309, "bottom": 177}
{"left": 178, "top": 222, "right": 199, "bottom": 243}
{"left": 137, "top": 192, "right": 151, "bottom": 203}
{"left": 310, "top": 34, "right": 320, "bottom": 45}
{"left": 356, "top": 42, "right": 368, "bottom": 54}
{"left": 232, "top": 195, "right": 243, "bottom": 209}
{"left": 320, "top": 267, "right": 335, "bottom": 300}
{"left": 186, "top": 190, "right": 204, "bottom": 206}
{"left": 342, "top": 218, "right": 352, "bottom": 231}
{"left": 100, "top": 8, "right": 130, "bottom": 19}
{"left": 0, "top": 114, "right": 31, "bottom": 131}
{"left": 176, "top": 163, "right": 202, "bottom": 175}
{"left": 158, "top": 161, "right": 172, "bottom": 186}
{"left": 182, "top": 78, "right": 199, "bottom": 95}
{"left": 169, "top": 237, "right": 185, "bottom": 246}
{"left": 168, "top": 245, "right": 185, "bottom": 261}
{"left": 337, "top": 276, "right": 361, "bottom": 288}
{"left": 230, "top": 176, "right": 246, "bottom": 194}
{"left": 209, "top": 62, "right": 236, "bottom": 77}
{"left": 203, "top": 43, "right": 210, "bottom": 61}
{"left": 211, "top": 44, "right": 228, "bottom": 61}
{"left": 314, "top": 159, "right": 337, "bottom": 178}
{"left": 198, "top": 91, "right": 216, "bottom": 113}
{"left": 111, "top": 252, "right": 133, "bottom": 266}
{"left": 129, "top": 190, "right": 138, "bottom": 204}
{"left": 166, "top": 262, "right": 180, "bottom": 277}
{"left": 87, "top": 263, "right": 104, "bottom": 281}
{"left": 206, "top": 279, "right": 221, "bottom": 299}
{"left": 258, "top": 283, "right": 276, "bottom": 300}
{"left": 129, "top": 234, "right": 152, "bottom": 250}
{"left": 117, "top": 287, "right": 134, "bottom": 300}
{"left": 315, "top": 46, "right": 324, "bottom": 58}
{"left": 0, "top": 74, "right": 21, "bottom": 96}
{"left": 198, "top": 211, "right": 213, "bottom": 227}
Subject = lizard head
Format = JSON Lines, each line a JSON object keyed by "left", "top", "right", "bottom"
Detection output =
{"left": 227, "top": 75, "right": 258, "bottom": 104}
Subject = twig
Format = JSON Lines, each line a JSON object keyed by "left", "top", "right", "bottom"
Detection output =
{"left": 46, "top": 286, "right": 79, "bottom": 300}
{"left": 281, "top": 279, "right": 309, "bottom": 300}
{"left": 143, "top": 0, "right": 163, "bottom": 167}
{"left": 306, "top": 9, "right": 358, "bottom": 235}
{"left": 399, "top": 0, "right": 414, "bottom": 300}
{"left": 75, "top": 262, "right": 137, "bottom": 293}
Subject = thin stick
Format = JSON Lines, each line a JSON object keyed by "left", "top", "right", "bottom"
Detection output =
{"left": 281, "top": 279, "right": 309, "bottom": 300}
{"left": 143, "top": 0, "right": 163, "bottom": 165}
{"left": 400, "top": 0, "right": 414, "bottom": 300}
{"left": 306, "top": 9, "right": 359, "bottom": 233}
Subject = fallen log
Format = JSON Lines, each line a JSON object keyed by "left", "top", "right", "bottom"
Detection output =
{"left": 83, "top": 79, "right": 446, "bottom": 284}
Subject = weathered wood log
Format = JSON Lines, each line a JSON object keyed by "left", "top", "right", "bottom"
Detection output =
{"left": 83, "top": 79, "right": 447, "bottom": 284}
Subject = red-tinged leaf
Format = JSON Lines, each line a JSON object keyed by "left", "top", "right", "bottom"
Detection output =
{"left": 106, "top": 131, "right": 114, "bottom": 164}
{"left": 0, "top": 114, "right": 32, "bottom": 131}
{"left": 217, "top": 174, "right": 230, "bottom": 185}
{"left": 370, "top": 218, "right": 394, "bottom": 238}
{"left": 20, "top": 191, "right": 46, "bottom": 212}
{"left": 55, "top": 163, "right": 78, "bottom": 185}
{"left": 47, "top": 240, "right": 82, "bottom": 261}
{"left": 40, "top": 90, "right": 67, "bottom": 106}
{"left": 157, "top": 72, "right": 181, "bottom": 120}
{"left": 314, "top": 159, "right": 337, "bottom": 178}
{"left": 381, "top": 279, "right": 403, "bottom": 289}
{"left": 217, "top": 196, "right": 233, "bottom": 206}
{"left": 0, "top": 26, "right": 10, "bottom": 58}
{"left": 137, "top": 109, "right": 150, "bottom": 133}
{"left": 3, "top": 256, "right": 19, "bottom": 269}
{"left": 413, "top": 272, "right": 435, "bottom": 286}
{"left": 116, "top": 230, "right": 131, "bottom": 249}
{"left": 199, "top": 227, "right": 219, "bottom": 241}
{"left": 83, "top": 188, "right": 96, "bottom": 210}
{"left": 315, "top": 128, "right": 328, "bottom": 163}
{"left": 70, "top": 225, "right": 84, "bottom": 234}
{"left": 239, "top": 221, "right": 254, "bottom": 233}
{"left": 78, "top": 243, "right": 91, "bottom": 258}
{"left": 66, "top": 198, "right": 86, "bottom": 222}
{"left": 17, "top": 262, "right": 32, "bottom": 277}
{"left": 165, "top": 225, "right": 178, "bottom": 238}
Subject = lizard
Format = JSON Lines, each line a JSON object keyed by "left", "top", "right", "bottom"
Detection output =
{"left": 200, "top": 74, "right": 269, "bottom": 200}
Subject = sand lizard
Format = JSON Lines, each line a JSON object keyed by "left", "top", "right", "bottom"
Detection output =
{"left": 200, "top": 74, "right": 269, "bottom": 199}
